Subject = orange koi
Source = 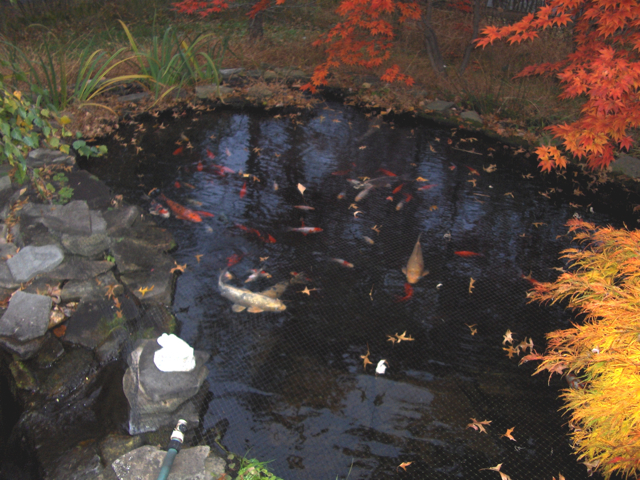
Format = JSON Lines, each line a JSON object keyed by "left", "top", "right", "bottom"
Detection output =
{"left": 264, "top": 234, "right": 276, "bottom": 244}
{"left": 240, "top": 182, "right": 247, "bottom": 198}
{"left": 175, "top": 181, "right": 181, "bottom": 189}
{"left": 392, "top": 183, "right": 405, "bottom": 195}
{"left": 378, "top": 168, "right": 397, "bottom": 177}
{"left": 337, "top": 191, "right": 346, "bottom": 200}
{"left": 173, "top": 147, "right": 183, "bottom": 155}
{"left": 404, "top": 194, "right": 413, "bottom": 203}
{"left": 159, "top": 194, "right": 202, "bottom": 222}
{"left": 395, "top": 283, "right": 414, "bottom": 302}
{"left": 454, "top": 251, "right": 483, "bottom": 257}
{"left": 329, "top": 258, "right": 354, "bottom": 268}
{"left": 465, "top": 166, "right": 480, "bottom": 176}
{"left": 227, "top": 253, "right": 244, "bottom": 267}
{"left": 294, "top": 205, "right": 315, "bottom": 211}
{"left": 235, "top": 224, "right": 261, "bottom": 237}
{"left": 287, "top": 226, "right": 323, "bottom": 235}
{"left": 206, "top": 149, "right": 215, "bottom": 159}
{"left": 197, "top": 161, "right": 204, "bottom": 171}
{"left": 194, "top": 210, "right": 215, "bottom": 218}
{"left": 418, "top": 184, "right": 437, "bottom": 190}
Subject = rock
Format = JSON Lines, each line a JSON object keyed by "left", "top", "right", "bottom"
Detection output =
{"left": 50, "top": 440, "right": 117, "bottom": 480}
{"left": 126, "top": 221, "right": 177, "bottom": 252}
{"left": 425, "top": 100, "right": 455, "bottom": 112}
{"left": 33, "top": 334, "right": 65, "bottom": 368}
{"left": 61, "top": 271, "right": 122, "bottom": 302}
{"left": 37, "top": 347, "right": 96, "bottom": 400}
{"left": 66, "top": 171, "right": 113, "bottom": 210}
{"left": 219, "top": 67, "right": 243, "bottom": 79}
{"left": 0, "top": 332, "right": 49, "bottom": 359}
{"left": 41, "top": 200, "right": 92, "bottom": 235}
{"left": 95, "top": 326, "right": 129, "bottom": 365}
{"left": 61, "top": 232, "right": 111, "bottom": 258}
{"left": 247, "top": 85, "right": 273, "bottom": 99}
{"left": 195, "top": 85, "right": 233, "bottom": 99}
{"left": 26, "top": 149, "right": 76, "bottom": 169}
{"left": 110, "top": 239, "right": 175, "bottom": 274}
{"left": 9, "top": 359, "right": 38, "bottom": 392}
{"left": 120, "top": 263, "right": 176, "bottom": 305}
{"left": 112, "top": 445, "right": 211, "bottom": 480}
{"left": 103, "top": 206, "right": 141, "bottom": 234}
{"left": 138, "top": 302, "right": 177, "bottom": 336}
{"left": 7, "top": 244, "right": 64, "bottom": 282}
{"left": 610, "top": 154, "right": 640, "bottom": 179}
{"left": 63, "top": 296, "right": 138, "bottom": 350}
{"left": 263, "top": 70, "right": 277, "bottom": 81}
{"left": 0, "top": 175, "right": 12, "bottom": 195}
{"left": 99, "top": 433, "right": 145, "bottom": 467}
{"left": 0, "top": 291, "right": 52, "bottom": 342}
{"left": 460, "top": 110, "right": 483, "bottom": 124}
{"left": 0, "top": 242, "right": 17, "bottom": 260}
{"left": 117, "top": 92, "right": 150, "bottom": 104}
{"left": 0, "top": 262, "right": 20, "bottom": 289}
{"left": 45, "top": 257, "right": 114, "bottom": 281}
{"left": 12, "top": 215, "right": 62, "bottom": 249}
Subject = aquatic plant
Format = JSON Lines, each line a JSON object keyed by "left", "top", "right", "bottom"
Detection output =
{"left": 525, "top": 218, "right": 640, "bottom": 478}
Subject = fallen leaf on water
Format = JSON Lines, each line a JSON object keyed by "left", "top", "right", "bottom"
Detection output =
{"left": 361, "top": 345, "right": 372, "bottom": 370}
{"left": 104, "top": 285, "right": 118, "bottom": 299}
{"left": 371, "top": 225, "right": 381, "bottom": 233}
{"left": 138, "top": 285, "right": 155, "bottom": 297}
{"left": 503, "top": 345, "right": 519, "bottom": 358}
{"left": 359, "top": 145, "right": 367, "bottom": 150}
{"left": 504, "top": 192, "right": 514, "bottom": 198}
{"left": 298, "top": 183, "right": 306, "bottom": 196}
{"left": 502, "top": 329, "right": 515, "bottom": 345}
{"left": 483, "top": 164, "right": 497, "bottom": 173}
{"left": 195, "top": 254, "right": 204, "bottom": 263}
{"left": 397, "top": 462, "right": 412, "bottom": 472}
{"left": 468, "top": 277, "right": 475, "bottom": 294}
{"left": 300, "top": 286, "right": 318, "bottom": 295}
{"left": 387, "top": 335, "right": 397, "bottom": 344}
{"left": 467, "top": 418, "right": 491, "bottom": 433}
{"left": 467, "top": 179, "right": 477, "bottom": 187}
{"left": 532, "top": 222, "right": 546, "bottom": 228}
{"left": 466, "top": 323, "right": 478, "bottom": 335}
{"left": 480, "top": 463, "right": 512, "bottom": 480}
{"left": 501, "top": 427, "right": 516, "bottom": 441}
{"left": 415, "top": 177, "right": 428, "bottom": 182}
{"left": 429, "top": 205, "right": 438, "bottom": 211}
{"left": 171, "top": 264, "right": 186, "bottom": 274}
{"left": 395, "top": 331, "right": 415, "bottom": 343}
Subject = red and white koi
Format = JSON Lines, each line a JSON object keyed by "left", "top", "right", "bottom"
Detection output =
{"left": 287, "top": 226, "right": 323, "bottom": 235}
{"left": 294, "top": 205, "right": 315, "bottom": 211}
{"left": 329, "top": 258, "right": 354, "bottom": 268}
{"left": 245, "top": 269, "right": 272, "bottom": 283}
{"left": 149, "top": 200, "right": 170, "bottom": 218}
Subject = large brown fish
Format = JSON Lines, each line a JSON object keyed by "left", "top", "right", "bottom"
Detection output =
{"left": 402, "top": 234, "right": 429, "bottom": 284}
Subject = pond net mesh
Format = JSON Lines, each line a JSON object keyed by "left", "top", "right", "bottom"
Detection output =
{"left": 88, "top": 102, "right": 640, "bottom": 480}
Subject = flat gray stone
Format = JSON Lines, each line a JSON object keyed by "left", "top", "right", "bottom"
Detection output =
{"left": 66, "top": 171, "right": 113, "bottom": 209}
{"left": 0, "top": 262, "right": 20, "bottom": 289}
{"left": 111, "top": 240, "right": 175, "bottom": 274}
{"left": 7, "top": 244, "right": 64, "bottom": 282}
{"left": 220, "top": 68, "right": 243, "bottom": 79}
{"left": 112, "top": 445, "right": 210, "bottom": 480}
{"left": 103, "top": 206, "right": 141, "bottom": 234}
{"left": 62, "top": 232, "right": 111, "bottom": 258}
{"left": 26, "top": 149, "right": 76, "bottom": 169}
{"left": 0, "top": 291, "right": 52, "bottom": 341}
{"left": 0, "top": 175, "right": 12, "bottom": 194}
{"left": 120, "top": 263, "right": 176, "bottom": 305}
{"left": 0, "top": 332, "right": 49, "bottom": 359}
{"left": 0, "top": 242, "right": 17, "bottom": 260}
{"left": 44, "top": 257, "right": 114, "bottom": 281}
{"left": 99, "top": 434, "right": 145, "bottom": 467}
{"left": 41, "top": 200, "right": 92, "bottom": 235}
{"left": 611, "top": 154, "right": 640, "bottom": 179}
{"left": 61, "top": 271, "right": 122, "bottom": 302}
{"left": 460, "top": 110, "right": 482, "bottom": 124}
{"left": 247, "top": 85, "right": 273, "bottom": 99}
{"left": 117, "top": 92, "right": 149, "bottom": 103}
{"left": 91, "top": 211, "right": 107, "bottom": 234}
{"left": 426, "top": 100, "right": 455, "bottom": 112}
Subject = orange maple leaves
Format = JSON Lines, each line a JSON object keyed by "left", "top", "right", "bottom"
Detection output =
{"left": 477, "top": 0, "right": 640, "bottom": 171}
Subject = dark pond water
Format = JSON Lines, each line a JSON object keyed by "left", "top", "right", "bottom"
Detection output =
{"left": 83, "top": 101, "right": 638, "bottom": 480}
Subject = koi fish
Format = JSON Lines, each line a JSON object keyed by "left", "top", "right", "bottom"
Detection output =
{"left": 418, "top": 184, "right": 437, "bottom": 190}
{"left": 219, "top": 269, "right": 286, "bottom": 313}
{"left": 395, "top": 282, "right": 414, "bottom": 302}
{"left": 396, "top": 200, "right": 405, "bottom": 211}
{"left": 465, "top": 166, "right": 480, "bottom": 176}
{"left": 273, "top": 181, "right": 279, "bottom": 191}
{"left": 347, "top": 179, "right": 364, "bottom": 188}
{"left": 149, "top": 200, "right": 170, "bottom": 218}
{"left": 197, "top": 161, "right": 204, "bottom": 171}
{"left": 194, "top": 210, "right": 215, "bottom": 218}
{"left": 337, "top": 190, "right": 346, "bottom": 200}
{"left": 403, "top": 234, "right": 428, "bottom": 284}
{"left": 173, "top": 147, "right": 183, "bottom": 155}
{"left": 235, "top": 224, "right": 262, "bottom": 237}
{"left": 263, "top": 233, "right": 277, "bottom": 244}
{"left": 206, "top": 149, "right": 215, "bottom": 159}
{"left": 378, "top": 168, "right": 397, "bottom": 177}
{"left": 287, "top": 226, "right": 323, "bottom": 234}
{"left": 240, "top": 182, "right": 247, "bottom": 198}
{"left": 159, "top": 194, "right": 202, "bottom": 222}
{"left": 227, "top": 253, "right": 244, "bottom": 267}
{"left": 294, "top": 205, "right": 315, "bottom": 211}
{"left": 454, "top": 251, "right": 483, "bottom": 257}
{"left": 362, "top": 236, "right": 375, "bottom": 245}
{"left": 175, "top": 181, "right": 181, "bottom": 189}
{"left": 245, "top": 269, "right": 271, "bottom": 283}
{"left": 355, "top": 184, "right": 374, "bottom": 202}
{"left": 329, "top": 258, "right": 354, "bottom": 268}
{"left": 392, "top": 183, "right": 405, "bottom": 195}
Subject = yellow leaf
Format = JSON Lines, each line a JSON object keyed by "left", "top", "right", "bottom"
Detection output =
{"left": 59, "top": 115, "right": 71, "bottom": 126}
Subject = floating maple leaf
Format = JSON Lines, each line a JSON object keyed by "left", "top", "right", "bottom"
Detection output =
{"left": 501, "top": 427, "right": 516, "bottom": 441}
{"left": 502, "top": 329, "right": 515, "bottom": 345}
{"left": 467, "top": 418, "right": 491, "bottom": 433}
{"left": 480, "top": 463, "right": 512, "bottom": 480}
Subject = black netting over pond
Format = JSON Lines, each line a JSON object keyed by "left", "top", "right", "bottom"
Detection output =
{"left": 82, "top": 102, "right": 639, "bottom": 480}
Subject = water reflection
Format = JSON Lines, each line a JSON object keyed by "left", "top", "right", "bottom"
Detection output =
{"left": 85, "top": 103, "right": 634, "bottom": 480}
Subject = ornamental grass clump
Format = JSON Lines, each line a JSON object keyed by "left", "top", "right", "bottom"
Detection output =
{"left": 525, "top": 218, "right": 640, "bottom": 478}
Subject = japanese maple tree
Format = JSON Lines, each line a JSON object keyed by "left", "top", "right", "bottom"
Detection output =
{"left": 476, "top": 0, "right": 640, "bottom": 171}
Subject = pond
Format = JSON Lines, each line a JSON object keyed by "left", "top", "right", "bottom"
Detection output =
{"left": 83, "top": 101, "right": 635, "bottom": 480}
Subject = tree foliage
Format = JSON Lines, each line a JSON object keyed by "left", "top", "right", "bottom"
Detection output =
{"left": 525, "top": 219, "right": 640, "bottom": 478}
{"left": 477, "top": 0, "right": 640, "bottom": 171}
